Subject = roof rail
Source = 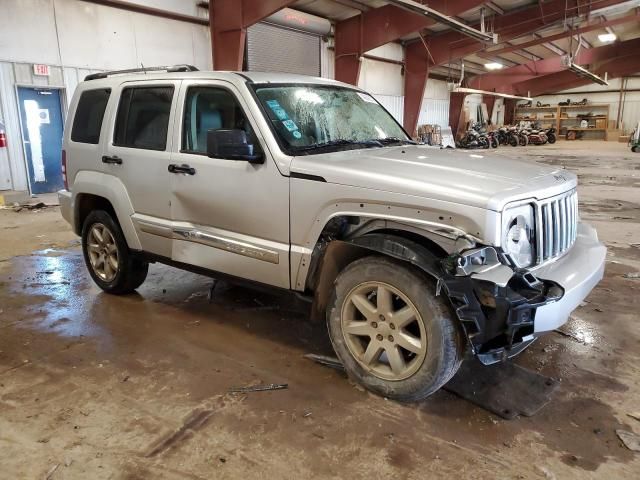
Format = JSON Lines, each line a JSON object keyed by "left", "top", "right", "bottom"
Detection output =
{"left": 84, "top": 65, "right": 199, "bottom": 81}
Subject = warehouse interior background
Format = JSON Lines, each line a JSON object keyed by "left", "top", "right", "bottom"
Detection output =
{"left": 1, "top": 0, "right": 639, "bottom": 196}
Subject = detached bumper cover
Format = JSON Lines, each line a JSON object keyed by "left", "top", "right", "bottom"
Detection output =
{"left": 443, "top": 222, "right": 605, "bottom": 364}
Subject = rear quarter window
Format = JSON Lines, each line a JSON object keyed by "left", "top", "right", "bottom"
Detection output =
{"left": 71, "top": 88, "right": 111, "bottom": 144}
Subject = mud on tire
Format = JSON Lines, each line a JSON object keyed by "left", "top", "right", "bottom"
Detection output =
{"left": 327, "top": 256, "right": 464, "bottom": 402}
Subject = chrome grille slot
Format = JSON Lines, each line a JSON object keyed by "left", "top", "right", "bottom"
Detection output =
{"left": 537, "top": 189, "right": 578, "bottom": 264}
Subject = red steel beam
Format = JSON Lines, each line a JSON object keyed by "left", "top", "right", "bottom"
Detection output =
{"left": 209, "top": 0, "right": 297, "bottom": 70}
{"left": 403, "top": 43, "right": 431, "bottom": 136}
{"left": 512, "top": 54, "right": 640, "bottom": 96}
{"left": 467, "top": 37, "right": 640, "bottom": 91}
{"left": 416, "top": 0, "right": 627, "bottom": 67}
{"left": 487, "top": 12, "right": 640, "bottom": 56}
{"left": 334, "top": 0, "right": 486, "bottom": 85}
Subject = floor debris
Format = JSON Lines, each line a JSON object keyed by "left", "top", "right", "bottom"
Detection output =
{"left": 628, "top": 412, "right": 640, "bottom": 422}
{"left": 145, "top": 409, "right": 213, "bottom": 458}
{"left": 623, "top": 272, "right": 640, "bottom": 279}
{"left": 43, "top": 463, "right": 59, "bottom": 480}
{"left": 304, "top": 354, "right": 346, "bottom": 372}
{"left": 228, "top": 383, "right": 288, "bottom": 393}
{"left": 616, "top": 430, "right": 640, "bottom": 452}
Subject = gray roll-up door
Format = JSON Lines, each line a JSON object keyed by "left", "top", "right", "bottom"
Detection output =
{"left": 247, "top": 23, "right": 320, "bottom": 76}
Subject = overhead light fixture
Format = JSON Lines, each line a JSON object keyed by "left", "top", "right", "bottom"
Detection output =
{"left": 562, "top": 56, "right": 609, "bottom": 86}
{"left": 484, "top": 62, "right": 503, "bottom": 70}
{"left": 451, "top": 87, "right": 532, "bottom": 101}
{"left": 597, "top": 33, "right": 617, "bottom": 42}
{"left": 385, "top": 0, "right": 497, "bottom": 43}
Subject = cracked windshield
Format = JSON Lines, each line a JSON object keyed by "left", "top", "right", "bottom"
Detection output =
{"left": 254, "top": 85, "right": 411, "bottom": 154}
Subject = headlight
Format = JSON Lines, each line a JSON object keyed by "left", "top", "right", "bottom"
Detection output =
{"left": 502, "top": 204, "right": 535, "bottom": 267}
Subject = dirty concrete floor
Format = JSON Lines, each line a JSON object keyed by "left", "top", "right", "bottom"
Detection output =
{"left": 1, "top": 141, "right": 639, "bottom": 479}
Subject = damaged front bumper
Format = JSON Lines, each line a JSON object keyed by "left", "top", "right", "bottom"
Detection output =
{"left": 443, "top": 222, "right": 606, "bottom": 365}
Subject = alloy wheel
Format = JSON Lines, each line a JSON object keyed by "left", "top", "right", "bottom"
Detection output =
{"left": 341, "top": 281, "right": 428, "bottom": 381}
{"left": 87, "top": 223, "right": 119, "bottom": 282}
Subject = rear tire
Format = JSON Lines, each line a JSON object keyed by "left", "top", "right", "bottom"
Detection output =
{"left": 81, "top": 210, "right": 149, "bottom": 294}
{"left": 327, "top": 256, "right": 464, "bottom": 402}
{"left": 519, "top": 134, "right": 529, "bottom": 146}
{"left": 509, "top": 135, "right": 519, "bottom": 147}
{"left": 547, "top": 133, "right": 556, "bottom": 144}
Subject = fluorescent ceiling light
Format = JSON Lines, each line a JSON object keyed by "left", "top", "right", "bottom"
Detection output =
{"left": 484, "top": 62, "right": 503, "bottom": 70}
{"left": 598, "top": 33, "right": 617, "bottom": 42}
{"left": 385, "top": 0, "right": 497, "bottom": 43}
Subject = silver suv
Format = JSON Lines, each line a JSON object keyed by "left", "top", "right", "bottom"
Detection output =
{"left": 59, "top": 66, "right": 606, "bottom": 401}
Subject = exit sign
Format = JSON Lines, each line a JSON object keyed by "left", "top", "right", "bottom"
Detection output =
{"left": 33, "top": 64, "right": 50, "bottom": 76}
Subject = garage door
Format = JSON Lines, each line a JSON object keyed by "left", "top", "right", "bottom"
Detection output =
{"left": 247, "top": 23, "right": 320, "bottom": 76}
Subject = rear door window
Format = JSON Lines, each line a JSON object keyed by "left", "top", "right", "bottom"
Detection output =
{"left": 71, "top": 88, "right": 111, "bottom": 144}
{"left": 114, "top": 86, "right": 174, "bottom": 150}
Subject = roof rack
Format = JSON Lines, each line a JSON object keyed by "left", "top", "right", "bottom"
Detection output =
{"left": 85, "top": 65, "right": 199, "bottom": 81}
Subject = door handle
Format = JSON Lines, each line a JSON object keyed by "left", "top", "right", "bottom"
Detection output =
{"left": 168, "top": 164, "right": 196, "bottom": 175}
{"left": 102, "top": 155, "right": 123, "bottom": 165}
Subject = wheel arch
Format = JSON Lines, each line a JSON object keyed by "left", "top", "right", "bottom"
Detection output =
{"left": 71, "top": 171, "right": 141, "bottom": 250}
{"left": 308, "top": 229, "right": 446, "bottom": 323}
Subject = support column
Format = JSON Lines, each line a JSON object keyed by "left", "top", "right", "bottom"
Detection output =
{"left": 334, "top": 15, "right": 362, "bottom": 85}
{"left": 210, "top": 0, "right": 245, "bottom": 71}
{"left": 482, "top": 95, "right": 496, "bottom": 125}
{"left": 448, "top": 92, "right": 466, "bottom": 139}
{"left": 403, "top": 43, "right": 429, "bottom": 138}
{"left": 209, "top": 0, "right": 297, "bottom": 71}
{"left": 503, "top": 99, "right": 516, "bottom": 125}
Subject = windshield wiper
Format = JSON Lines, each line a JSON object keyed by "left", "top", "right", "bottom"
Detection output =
{"left": 294, "top": 139, "right": 383, "bottom": 153}
{"left": 375, "top": 137, "right": 418, "bottom": 145}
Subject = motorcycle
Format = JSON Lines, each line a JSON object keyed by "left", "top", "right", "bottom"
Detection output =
{"left": 523, "top": 128, "right": 548, "bottom": 145}
{"left": 544, "top": 126, "right": 557, "bottom": 144}
{"left": 457, "top": 123, "right": 491, "bottom": 149}
{"left": 457, "top": 128, "right": 489, "bottom": 149}
{"left": 506, "top": 126, "right": 524, "bottom": 147}
{"left": 486, "top": 130, "right": 499, "bottom": 148}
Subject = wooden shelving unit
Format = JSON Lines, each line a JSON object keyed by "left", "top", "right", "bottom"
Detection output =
{"left": 514, "top": 103, "right": 611, "bottom": 140}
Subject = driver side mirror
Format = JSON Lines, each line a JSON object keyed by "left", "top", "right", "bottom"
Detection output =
{"left": 206, "top": 129, "right": 264, "bottom": 164}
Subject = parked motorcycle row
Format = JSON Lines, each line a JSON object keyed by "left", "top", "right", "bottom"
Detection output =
{"left": 456, "top": 122, "right": 557, "bottom": 149}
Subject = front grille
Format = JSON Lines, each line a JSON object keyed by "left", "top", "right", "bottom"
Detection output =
{"left": 536, "top": 189, "right": 578, "bottom": 264}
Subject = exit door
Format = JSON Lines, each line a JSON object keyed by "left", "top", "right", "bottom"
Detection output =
{"left": 17, "top": 87, "right": 64, "bottom": 194}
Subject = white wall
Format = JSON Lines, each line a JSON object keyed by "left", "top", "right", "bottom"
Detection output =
{"left": 358, "top": 44, "right": 405, "bottom": 123}
{"left": 418, "top": 78, "right": 450, "bottom": 127}
{"left": 532, "top": 77, "right": 640, "bottom": 134}
{"left": 0, "top": 0, "right": 210, "bottom": 191}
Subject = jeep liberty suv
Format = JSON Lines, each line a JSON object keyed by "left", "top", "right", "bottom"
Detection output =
{"left": 59, "top": 65, "right": 606, "bottom": 401}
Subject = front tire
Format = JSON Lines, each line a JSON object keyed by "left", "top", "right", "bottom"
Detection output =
{"left": 81, "top": 210, "right": 149, "bottom": 294}
{"left": 327, "top": 256, "right": 464, "bottom": 401}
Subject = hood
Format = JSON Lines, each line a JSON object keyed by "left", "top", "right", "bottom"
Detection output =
{"left": 290, "top": 145, "right": 576, "bottom": 211}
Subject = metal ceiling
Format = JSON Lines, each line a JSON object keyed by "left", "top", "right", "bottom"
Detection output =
{"left": 291, "top": 0, "right": 640, "bottom": 82}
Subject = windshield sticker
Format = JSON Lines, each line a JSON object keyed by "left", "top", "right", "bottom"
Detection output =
{"left": 273, "top": 107, "right": 288, "bottom": 120}
{"left": 357, "top": 92, "right": 377, "bottom": 104}
{"left": 266, "top": 99, "right": 290, "bottom": 121}
{"left": 292, "top": 130, "right": 302, "bottom": 139}
{"left": 282, "top": 119, "right": 299, "bottom": 132}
